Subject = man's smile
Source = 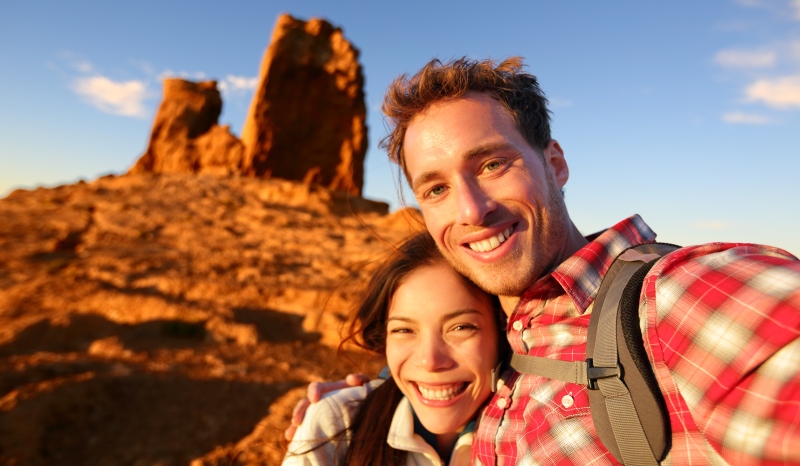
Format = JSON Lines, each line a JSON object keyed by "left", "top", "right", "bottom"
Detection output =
{"left": 466, "top": 225, "right": 516, "bottom": 252}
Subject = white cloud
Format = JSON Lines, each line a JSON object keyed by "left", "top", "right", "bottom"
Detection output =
{"left": 74, "top": 61, "right": 94, "bottom": 73}
{"left": 745, "top": 74, "right": 800, "bottom": 108}
{"left": 56, "top": 51, "right": 94, "bottom": 74}
{"left": 735, "top": 0, "right": 765, "bottom": 6}
{"left": 791, "top": 41, "right": 800, "bottom": 62}
{"left": 714, "top": 49, "right": 776, "bottom": 68}
{"left": 548, "top": 97, "right": 573, "bottom": 108}
{"left": 219, "top": 74, "right": 258, "bottom": 93}
{"left": 722, "top": 111, "right": 773, "bottom": 124}
{"left": 72, "top": 75, "right": 149, "bottom": 118}
{"left": 153, "top": 71, "right": 257, "bottom": 95}
{"left": 734, "top": 0, "right": 800, "bottom": 18}
{"left": 158, "top": 69, "right": 209, "bottom": 82}
{"left": 130, "top": 59, "right": 156, "bottom": 76}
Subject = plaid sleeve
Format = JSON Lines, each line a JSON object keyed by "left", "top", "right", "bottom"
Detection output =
{"left": 643, "top": 243, "right": 800, "bottom": 465}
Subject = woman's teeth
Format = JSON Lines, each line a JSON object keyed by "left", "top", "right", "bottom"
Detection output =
{"left": 417, "top": 383, "right": 466, "bottom": 401}
{"left": 468, "top": 227, "right": 513, "bottom": 252}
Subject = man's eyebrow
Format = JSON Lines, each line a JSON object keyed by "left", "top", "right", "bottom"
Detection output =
{"left": 464, "top": 141, "right": 517, "bottom": 161}
{"left": 409, "top": 142, "right": 518, "bottom": 192}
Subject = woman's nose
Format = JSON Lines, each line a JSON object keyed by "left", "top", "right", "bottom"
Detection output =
{"left": 413, "top": 335, "right": 454, "bottom": 371}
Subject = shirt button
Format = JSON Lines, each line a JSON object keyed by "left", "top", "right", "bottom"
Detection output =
{"left": 512, "top": 320, "right": 523, "bottom": 331}
{"left": 496, "top": 397, "right": 508, "bottom": 409}
{"left": 561, "top": 395, "right": 574, "bottom": 408}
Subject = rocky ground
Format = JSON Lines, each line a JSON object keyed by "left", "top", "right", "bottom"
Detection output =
{"left": 0, "top": 173, "right": 423, "bottom": 465}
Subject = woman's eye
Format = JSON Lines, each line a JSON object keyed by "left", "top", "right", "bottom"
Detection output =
{"left": 451, "top": 323, "right": 478, "bottom": 332}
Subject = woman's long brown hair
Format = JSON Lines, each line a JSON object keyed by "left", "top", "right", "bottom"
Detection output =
{"left": 340, "top": 233, "right": 446, "bottom": 466}
{"left": 298, "top": 232, "right": 503, "bottom": 465}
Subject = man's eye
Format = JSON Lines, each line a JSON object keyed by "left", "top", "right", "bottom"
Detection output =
{"left": 429, "top": 186, "right": 446, "bottom": 197}
{"left": 485, "top": 161, "right": 501, "bottom": 172}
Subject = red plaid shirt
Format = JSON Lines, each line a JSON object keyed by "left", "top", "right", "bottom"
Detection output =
{"left": 472, "top": 215, "right": 800, "bottom": 465}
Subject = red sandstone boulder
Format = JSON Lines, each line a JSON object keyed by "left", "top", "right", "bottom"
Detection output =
{"left": 129, "top": 79, "right": 244, "bottom": 176}
{"left": 241, "top": 14, "right": 368, "bottom": 196}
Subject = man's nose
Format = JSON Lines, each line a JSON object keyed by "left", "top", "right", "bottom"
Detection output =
{"left": 455, "top": 179, "right": 497, "bottom": 226}
{"left": 413, "top": 335, "right": 454, "bottom": 372}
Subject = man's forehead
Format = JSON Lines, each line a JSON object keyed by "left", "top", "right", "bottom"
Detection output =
{"left": 403, "top": 93, "right": 524, "bottom": 188}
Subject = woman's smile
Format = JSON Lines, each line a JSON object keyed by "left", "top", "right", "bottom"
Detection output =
{"left": 414, "top": 381, "right": 468, "bottom": 403}
{"left": 386, "top": 262, "right": 500, "bottom": 436}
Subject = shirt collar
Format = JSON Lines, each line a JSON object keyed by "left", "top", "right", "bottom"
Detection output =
{"left": 544, "top": 214, "right": 656, "bottom": 313}
{"left": 387, "top": 397, "right": 476, "bottom": 462}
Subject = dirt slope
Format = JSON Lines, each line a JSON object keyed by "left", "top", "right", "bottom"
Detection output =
{"left": 0, "top": 173, "right": 423, "bottom": 465}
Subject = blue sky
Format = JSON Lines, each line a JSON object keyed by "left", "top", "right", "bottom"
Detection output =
{"left": 2, "top": 1, "right": 799, "bottom": 255}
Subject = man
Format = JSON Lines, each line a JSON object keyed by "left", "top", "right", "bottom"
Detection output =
{"left": 289, "top": 57, "right": 800, "bottom": 464}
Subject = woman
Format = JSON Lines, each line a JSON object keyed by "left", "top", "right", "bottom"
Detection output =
{"left": 282, "top": 232, "right": 506, "bottom": 465}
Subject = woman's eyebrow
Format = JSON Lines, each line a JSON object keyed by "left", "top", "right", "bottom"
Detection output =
{"left": 386, "top": 316, "right": 415, "bottom": 324}
{"left": 442, "top": 309, "right": 483, "bottom": 321}
{"left": 387, "top": 309, "right": 482, "bottom": 324}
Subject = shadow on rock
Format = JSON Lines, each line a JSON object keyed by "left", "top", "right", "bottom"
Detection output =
{"left": 0, "top": 370, "right": 300, "bottom": 466}
{"left": 232, "top": 307, "right": 320, "bottom": 343}
{"left": 0, "top": 314, "right": 208, "bottom": 357}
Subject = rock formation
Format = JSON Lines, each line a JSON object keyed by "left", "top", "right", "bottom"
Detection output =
{"left": 2, "top": 14, "right": 386, "bottom": 463}
{"left": 129, "top": 14, "right": 369, "bottom": 197}
{"left": 0, "top": 173, "right": 422, "bottom": 465}
{"left": 241, "top": 14, "right": 368, "bottom": 196}
{"left": 129, "top": 79, "right": 245, "bottom": 176}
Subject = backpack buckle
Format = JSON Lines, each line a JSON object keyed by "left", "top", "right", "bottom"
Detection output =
{"left": 586, "top": 358, "right": 621, "bottom": 390}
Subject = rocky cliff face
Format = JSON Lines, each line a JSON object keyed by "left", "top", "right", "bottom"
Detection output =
{"left": 129, "top": 13, "right": 368, "bottom": 197}
{"left": 129, "top": 79, "right": 245, "bottom": 176}
{"left": 241, "top": 14, "right": 368, "bottom": 195}
{"left": 0, "top": 174, "right": 423, "bottom": 465}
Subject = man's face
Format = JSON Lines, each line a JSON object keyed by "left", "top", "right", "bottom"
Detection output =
{"left": 403, "top": 92, "right": 572, "bottom": 299}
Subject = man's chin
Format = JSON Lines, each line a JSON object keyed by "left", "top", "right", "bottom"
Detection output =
{"left": 473, "top": 277, "right": 530, "bottom": 298}
{"left": 457, "top": 263, "right": 533, "bottom": 298}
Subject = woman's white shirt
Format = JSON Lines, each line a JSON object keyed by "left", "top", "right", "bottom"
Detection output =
{"left": 282, "top": 379, "right": 472, "bottom": 466}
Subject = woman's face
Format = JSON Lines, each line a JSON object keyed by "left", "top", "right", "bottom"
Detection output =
{"left": 386, "top": 262, "right": 500, "bottom": 436}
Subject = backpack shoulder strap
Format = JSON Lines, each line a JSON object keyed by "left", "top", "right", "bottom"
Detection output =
{"left": 587, "top": 242, "right": 677, "bottom": 465}
{"left": 507, "top": 242, "right": 678, "bottom": 465}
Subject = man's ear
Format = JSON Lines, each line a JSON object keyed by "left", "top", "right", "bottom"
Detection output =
{"left": 544, "top": 139, "right": 569, "bottom": 188}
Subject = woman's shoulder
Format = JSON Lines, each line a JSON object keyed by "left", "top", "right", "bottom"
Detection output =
{"left": 299, "top": 380, "right": 384, "bottom": 434}
{"left": 317, "top": 378, "right": 386, "bottom": 408}
{"left": 282, "top": 379, "right": 387, "bottom": 465}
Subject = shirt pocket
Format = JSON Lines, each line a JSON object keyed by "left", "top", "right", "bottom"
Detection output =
{"left": 529, "top": 380, "right": 591, "bottom": 421}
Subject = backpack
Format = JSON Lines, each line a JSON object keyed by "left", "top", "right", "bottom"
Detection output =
{"left": 503, "top": 242, "right": 679, "bottom": 465}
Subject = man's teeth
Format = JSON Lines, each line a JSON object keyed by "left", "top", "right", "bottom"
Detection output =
{"left": 468, "top": 227, "right": 512, "bottom": 252}
{"left": 417, "top": 383, "right": 466, "bottom": 401}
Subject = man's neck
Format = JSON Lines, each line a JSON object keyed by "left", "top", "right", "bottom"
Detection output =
{"left": 497, "top": 220, "right": 589, "bottom": 317}
{"left": 499, "top": 295, "right": 520, "bottom": 316}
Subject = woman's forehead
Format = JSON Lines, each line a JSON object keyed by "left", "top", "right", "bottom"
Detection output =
{"left": 388, "top": 263, "right": 493, "bottom": 320}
